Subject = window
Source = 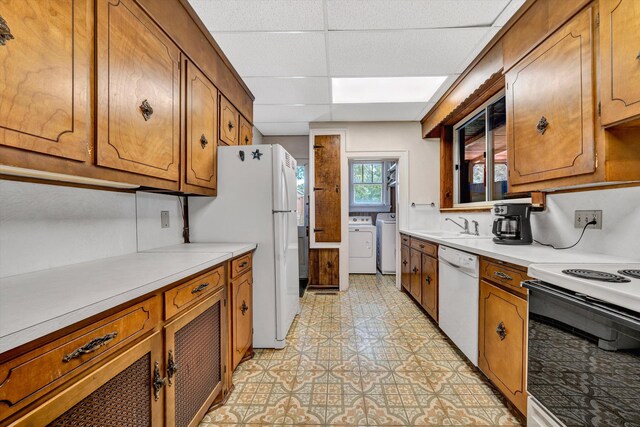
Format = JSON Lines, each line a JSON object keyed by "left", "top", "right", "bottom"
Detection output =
{"left": 349, "top": 161, "right": 390, "bottom": 211}
{"left": 454, "top": 94, "right": 508, "bottom": 205}
{"left": 296, "top": 165, "right": 306, "bottom": 226}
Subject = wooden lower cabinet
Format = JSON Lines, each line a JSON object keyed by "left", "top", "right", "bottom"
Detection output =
{"left": 478, "top": 280, "right": 528, "bottom": 416}
{"left": 420, "top": 254, "right": 438, "bottom": 321}
{"left": 409, "top": 249, "right": 422, "bottom": 302}
{"left": 10, "top": 332, "right": 164, "bottom": 426}
{"left": 400, "top": 244, "right": 410, "bottom": 292}
{"left": 400, "top": 235, "right": 439, "bottom": 322}
{"left": 231, "top": 270, "right": 253, "bottom": 370}
{"left": 308, "top": 248, "right": 340, "bottom": 288}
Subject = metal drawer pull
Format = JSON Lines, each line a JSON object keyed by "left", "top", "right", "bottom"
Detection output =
{"left": 496, "top": 322, "right": 507, "bottom": 340}
{"left": 314, "top": 228, "right": 324, "bottom": 232}
{"left": 167, "top": 350, "right": 177, "bottom": 385}
{"left": 245, "top": 136, "right": 250, "bottom": 144}
{"left": 313, "top": 187, "right": 325, "bottom": 191}
{"left": 241, "top": 301, "right": 249, "bottom": 315}
{"left": 153, "top": 361, "right": 166, "bottom": 401}
{"left": 425, "top": 275, "right": 432, "bottom": 285}
{"left": 200, "top": 134, "right": 208, "bottom": 149}
{"left": 402, "top": 259, "right": 408, "bottom": 266}
{"left": 536, "top": 116, "right": 548, "bottom": 135}
{"left": 140, "top": 99, "right": 153, "bottom": 121}
{"left": 0, "top": 16, "right": 14, "bottom": 46}
{"left": 63, "top": 332, "right": 118, "bottom": 362}
{"left": 412, "top": 267, "right": 419, "bottom": 274}
{"left": 495, "top": 271, "right": 513, "bottom": 281}
{"left": 239, "top": 261, "right": 248, "bottom": 268}
{"left": 637, "top": 51, "right": 640, "bottom": 60}
{"left": 228, "top": 121, "right": 234, "bottom": 130}
{"left": 419, "top": 244, "right": 425, "bottom": 248}
{"left": 191, "top": 282, "right": 209, "bottom": 294}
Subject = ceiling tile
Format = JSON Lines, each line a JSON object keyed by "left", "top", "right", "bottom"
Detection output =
{"left": 212, "top": 32, "right": 327, "bottom": 77}
{"left": 493, "top": 0, "right": 527, "bottom": 27}
{"left": 254, "top": 105, "right": 331, "bottom": 122}
{"left": 255, "top": 122, "right": 310, "bottom": 136}
{"left": 331, "top": 103, "right": 428, "bottom": 121}
{"left": 326, "top": 0, "right": 510, "bottom": 30}
{"left": 188, "top": 0, "right": 324, "bottom": 31}
{"left": 326, "top": 28, "right": 492, "bottom": 77}
{"left": 244, "top": 77, "right": 331, "bottom": 105}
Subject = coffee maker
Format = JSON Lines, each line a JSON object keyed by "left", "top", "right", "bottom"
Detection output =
{"left": 492, "top": 203, "right": 533, "bottom": 245}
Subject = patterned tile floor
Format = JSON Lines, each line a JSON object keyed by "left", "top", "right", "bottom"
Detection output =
{"left": 201, "top": 274, "right": 523, "bottom": 426}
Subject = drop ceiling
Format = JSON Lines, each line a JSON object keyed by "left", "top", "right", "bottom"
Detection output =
{"left": 189, "top": 0, "right": 526, "bottom": 136}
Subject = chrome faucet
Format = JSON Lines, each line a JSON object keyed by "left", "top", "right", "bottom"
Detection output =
{"left": 471, "top": 220, "right": 480, "bottom": 236}
{"left": 445, "top": 217, "right": 479, "bottom": 236}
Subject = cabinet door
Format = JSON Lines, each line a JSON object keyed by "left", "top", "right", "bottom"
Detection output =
{"left": 232, "top": 271, "right": 253, "bottom": 370}
{"left": 13, "top": 333, "right": 164, "bottom": 426}
{"left": 506, "top": 7, "right": 595, "bottom": 186}
{"left": 600, "top": 0, "right": 640, "bottom": 126}
{"left": 0, "top": 0, "right": 90, "bottom": 161}
{"left": 409, "top": 249, "right": 422, "bottom": 302}
{"left": 219, "top": 95, "right": 239, "bottom": 146}
{"left": 96, "top": 0, "right": 180, "bottom": 182}
{"left": 478, "top": 281, "right": 528, "bottom": 415}
{"left": 239, "top": 116, "right": 253, "bottom": 145}
{"left": 313, "top": 135, "right": 341, "bottom": 242}
{"left": 164, "top": 289, "right": 227, "bottom": 427}
{"left": 400, "top": 245, "right": 410, "bottom": 292}
{"left": 319, "top": 249, "right": 340, "bottom": 286}
{"left": 184, "top": 59, "right": 218, "bottom": 192}
{"left": 421, "top": 254, "right": 438, "bottom": 321}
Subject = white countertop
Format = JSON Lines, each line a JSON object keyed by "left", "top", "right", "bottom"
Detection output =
{"left": 142, "top": 242, "right": 256, "bottom": 258}
{"left": 400, "top": 229, "right": 638, "bottom": 267}
{"left": 0, "top": 243, "right": 256, "bottom": 355}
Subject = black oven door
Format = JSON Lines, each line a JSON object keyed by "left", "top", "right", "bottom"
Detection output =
{"left": 524, "top": 280, "right": 640, "bottom": 427}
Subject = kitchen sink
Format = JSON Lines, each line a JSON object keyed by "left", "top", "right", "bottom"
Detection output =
{"left": 412, "top": 230, "right": 492, "bottom": 239}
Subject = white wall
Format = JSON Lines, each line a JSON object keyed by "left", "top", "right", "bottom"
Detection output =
{"left": 261, "top": 135, "right": 309, "bottom": 162}
{"left": 0, "top": 180, "right": 185, "bottom": 278}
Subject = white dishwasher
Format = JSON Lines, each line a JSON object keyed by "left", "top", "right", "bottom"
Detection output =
{"left": 438, "top": 246, "right": 480, "bottom": 366}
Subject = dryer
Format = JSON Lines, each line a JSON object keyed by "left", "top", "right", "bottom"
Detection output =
{"left": 348, "top": 216, "right": 377, "bottom": 274}
{"left": 376, "top": 213, "right": 396, "bottom": 274}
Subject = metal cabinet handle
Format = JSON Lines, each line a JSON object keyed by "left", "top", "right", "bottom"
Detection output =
{"left": 0, "top": 15, "right": 15, "bottom": 46}
{"left": 412, "top": 267, "right": 419, "bottom": 274}
{"left": 419, "top": 244, "right": 425, "bottom": 249}
{"left": 239, "top": 261, "right": 248, "bottom": 268}
{"left": 495, "top": 271, "right": 513, "bottom": 281}
{"left": 335, "top": 185, "right": 339, "bottom": 193}
{"left": 313, "top": 187, "right": 325, "bottom": 191}
{"left": 153, "top": 361, "right": 166, "bottom": 401}
{"left": 637, "top": 51, "right": 640, "bottom": 60}
{"left": 191, "top": 282, "right": 209, "bottom": 294}
{"left": 496, "top": 322, "right": 507, "bottom": 340}
{"left": 228, "top": 121, "right": 234, "bottom": 130}
{"left": 536, "top": 116, "right": 548, "bottom": 135}
{"left": 327, "top": 261, "right": 333, "bottom": 268}
{"left": 167, "top": 350, "right": 177, "bottom": 385}
{"left": 63, "top": 332, "right": 118, "bottom": 362}
{"left": 140, "top": 99, "right": 153, "bottom": 121}
{"left": 425, "top": 276, "right": 432, "bottom": 285}
{"left": 200, "top": 134, "right": 208, "bottom": 149}
{"left": 402, "top": 259, "right": 408, "bottom": 266}
{"left": 241, "top": 301, "right": 248, "bottom": 315}
{"left": 314, "top": 228, "right": 324, "bottom": 233}
{"left": 244, "top": 136, "right": 250, "bottom": 144}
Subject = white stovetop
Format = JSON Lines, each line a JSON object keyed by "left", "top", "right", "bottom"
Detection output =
{"left": 527, "top": 263, "right": 640, "bottom": 312}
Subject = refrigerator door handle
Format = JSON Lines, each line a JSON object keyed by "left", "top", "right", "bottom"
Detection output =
{"left": 273, "top": 210, "right": 293, "bottom": 213}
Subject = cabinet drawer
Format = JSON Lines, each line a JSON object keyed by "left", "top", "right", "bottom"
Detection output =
{"left": 164, "top": 266, "right": 225, "bottom": 320}
{"left": 230, "top": 253, "right": 252, "bottom": 279}
{"left": 410, "top": 238, "right": 437, "bottom": 257}
{"left": 400, "top": 234, "right": 410, "bottom": 246}
{"left": 0, "top": 297, "right": 159, "bottom": 420}
{"left": 480, "top": 258, "right": 529, "bottom": 298}
{"left": 219, "top": 95, "right": 239, "bottom": 146}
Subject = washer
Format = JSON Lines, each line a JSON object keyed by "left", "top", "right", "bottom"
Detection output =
{"left": 348, "top": 216, "right": 377, "bottom": 274}
{"left": 376, "top": 213, "right": 396, "bottom": 274}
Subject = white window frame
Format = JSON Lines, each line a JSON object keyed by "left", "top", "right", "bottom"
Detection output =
{"left": 349, "top": 160, "right": 391, "bottom": 212}
{"left": 453, "top": 91, "right": 530, "bottom": 208}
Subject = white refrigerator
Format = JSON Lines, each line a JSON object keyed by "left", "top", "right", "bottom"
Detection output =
{"left": 189, "top": 145, "right": 300, "bottom": 349}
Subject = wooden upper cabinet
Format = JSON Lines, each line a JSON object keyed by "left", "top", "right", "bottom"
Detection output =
{"left": 0, "top": 0, "right": 90, "bottom": 161}
{"left": 95, "top": 0, "right": 180, "bottom": 183}
{"left": 184, "top": 59, "right": 218, "bottom": 194}
{"left": 506, "top": 7, "right": 595, "bottom": 187}
{"left": 600, "top": 0, "right": 640, "bottom": 126}
{"left": 239, "top": 116, "right": 253, "bottom": 145}
{"left": 313, "top": 135, "right": 341, "bottom": 243}
{"left": 219, "top": 95, "right": 240, "bottom": 146}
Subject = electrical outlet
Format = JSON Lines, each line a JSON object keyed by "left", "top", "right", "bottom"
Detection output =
{"left": 161, "top": 211, "right": 170, "bottom": 228}
{"left": 574, "top": 210, "right": 602, "bottom": 229}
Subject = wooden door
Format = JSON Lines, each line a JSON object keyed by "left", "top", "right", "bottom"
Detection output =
{"left": 409, "top": 249, "right": 422, "bottom": 302}
{"left": 219, "top": 95, "right": 239, "bottom": 146}
{"left": 184, "top": 59, "right": 218, "bottom": 193}
{"left": 313, "top": 135, "right": 341, "bottom": 242}
{"left": 0, "top": 0, "right": 90, "bottom": 161}
{"left": 478, "top": 281, "right": 528, "bottom": 415}
{"left": 96, "top": 0, "right": 180, "bottom": 182}
{"left": 164, "top": 289, "right": 227, "bottom": 427}
{"left": 319, "top": 249, "right": 340, "bottom": 286}
{"left": 400, "top": 244, "right": 410, "bottom": 292}
{"left": 600, "top": 0, "right": 640, "bottom": 126}
{"left": 232, "top": 271, "right": 253, "bottom": 370}
{"left": 12, "top": 333, "right": 164, "bottom": 426}
{"left": 239, "top": 116, "right": 253, "bottom": 145}
{"left": 506, "top": 7, "right": 595, "bottom": 186}
{"left": 421, "top": 254, "right": 438, "bottom": 321}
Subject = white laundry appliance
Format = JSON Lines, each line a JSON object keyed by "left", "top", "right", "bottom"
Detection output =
{"left": 376, "top": 213, "right": 396, "bottom": 274}
{"left": 189, "top": 145, "right": 300, "bottom": 349}
{"left": 348, "top": 216, "right": 377, "bottom": 274}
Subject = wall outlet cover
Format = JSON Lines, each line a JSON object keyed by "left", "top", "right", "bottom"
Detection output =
{"left": 574, "top": 210, "right": 602, "bottom": 229}
{"left": 161, "top": 211, "right": 170, "bottom": 228}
